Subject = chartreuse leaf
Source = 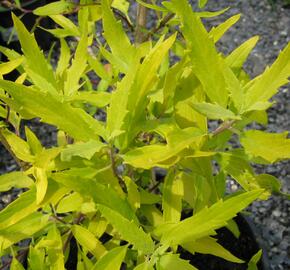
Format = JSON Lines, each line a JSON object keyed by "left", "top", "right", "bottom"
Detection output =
{"left": 60, "top": 139, "right": 106, "bottom": 161}
{"left": 0, "top": 181, "right": 68, "bottom": 230}
{"left": 34, "top": 168, "right": 48, "bottom": 205}
{"left": 209, "top": 14, "right": 241, "bottom": 43}
{"left": 0, "top": 57, "right": 23, "bottom": 75}
{"left": 247, "top": 250, "right": 262, "bottom": 270}
{"left": 156, "top": 254, "right": 197, "bottom": 270}
{"left": 98, "top": 204, "right": 155, "bottom": 254}
{"left": 25, "top": 127, "right": 43, "bottom": 155}
{"left": 171, "top": 0, "right": 228, "bottom": 107}
{"left": 182, "top": 236, "right": 243, "bottom": 263}
{"left": 56, "top": 192, "right": 83, "bottom": 213}
{"left": 190, "top": 102, "right": 241, "bottom": 121}
{"left": 102, "top": 0, "right": 135, "bottom": 72}
{"left": 46, "top": 225, "right": 65, "bottom": 270}
{"left": 124, "top": 176, "right": 140, "bottom": 211}
{"left": 0, "top": 171, "right": 33, "bottom": 192}
{"left": 72, "top": 225, "right": 107, "bottom": 259}
{"left": 112, "top": 0, "right": 130, "bottom": 15}
{"left": 56, "top": 38, "right": 71, "bottom": 77}
{"left": 67, "top": 91, "right": 111, "bottom": 107}
{"left": 0, "top": 128, "right": 34, "bottom": 162}
{"left": 0, "top": 80, "right": 107, "bottom": 140}
{"left": 134, "top": 261, "right": 154, "bottom": 270}
{"left": 33, "top": 1, "right": 75, "bottom": 15}
{"left": 92, "top": 245, "right": 128, "bottom": 270}
{"left": 52, "top": 170, "right": 136, "bottom": 221}
{"left": 244, "top": 42, "right": 290, "bottom": 110}
{"left": 12, "top": 14, "right": 57, "bottom": 90}
{"left": 28, "top": 246, "right": 46, "bottom": 270}
{"left": 160, "top": 190, "right": 263, "bottom": 246}
{"left": 241, "top": 130, "right": 290, "bottom": 163}
{"left": 198, "top": 0, "right": 208, "bottom": 8}
{"left": 162, "top": 170, "right": 183, "bottom": 223}
{"left": 122, "top": 127, "right": 203, "bottom": 169}
{"left": 226, "top": 36, "right": 259, "bottom": 70}
{"left": 49, "top": 15, "right": 80, "bottom": 36}
{"left": 64, "top": 33, "right": 88, "bottom": 95}
{"left": 0, "top": 212, "right": 49, "bottom": 252}
{"left": 10, "top": 257, "right": 25, "bottom": 270}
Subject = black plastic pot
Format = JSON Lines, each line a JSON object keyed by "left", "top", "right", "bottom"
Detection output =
{"left": 179, "top": 214, "right": 270, "bottom": 270}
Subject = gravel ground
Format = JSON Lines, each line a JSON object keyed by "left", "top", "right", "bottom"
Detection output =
{"left": 0, "top": 1, "right": 289, "bottom": 269}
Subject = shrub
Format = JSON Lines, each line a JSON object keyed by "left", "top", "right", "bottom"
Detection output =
{"left": 0, "top": 0, "right": 289, "bottom": 269}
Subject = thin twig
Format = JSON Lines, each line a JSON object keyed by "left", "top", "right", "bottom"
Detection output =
{"left": 109, "top": 147, "right": 127, "bottom": 193}
{"left": 135, "top": 0, "right": 149, "bottom": 43}
{"left": 112, "top": 8, "right": 134, "bottom": 32}
{"left": 212, "top": 120, "right": 236, "bottom": 136}
{"left": 143, "top": 13, "right": 175, "bottom": 42}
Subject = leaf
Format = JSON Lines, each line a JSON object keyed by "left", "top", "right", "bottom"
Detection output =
{"left": 0, "top": 171, "right": 33, "bottom": 192}
{"left": 12, "top": 14, "right": 57, "bottom": 90}
{"left": 112, "top": 0, "right": 130, "bottom": 16}
{"left": 198, "top": 0, "right": 208, "bottom": 8}
{"left": 171, "top": 0, "right": 228, "bottom": 106}
{"left": 247, "top": 250, "right": 262, "bottom": 270}
{"left": 60, "top": 139, "right": 106, "bottom": 161}
{"left": 49, "top": 15, "right": 80, "bottom": 36}
{"left": 0, "top": 212, "right": 49, "bottom": 252}
{"left": 0, "top": 57, "right": 24, "bottom": 75}
{"left": 209, "top": 14, "right": 241, "bottom": 43}
{"left": 72, "top": 225, "right": 107, "bottom": 259}
{"left": 56, "top": 192, "right": 83, "bottom": 213}
{"left": 182, "top": 236, "right": 244, "bottom": 263}
{"left": 28, "top": 246, "right": 46, "bottom": 270}
{"left": 0, "top": 128, "right": 34, "bottom": 162}
{"left": 56, "top": 38, "right": 71, "bottom": 76}
{"left": 46, "top": 225, "right": 65, "bottom": 270}
{"left": 162, "top": 170, "right": 183, "bottom": 223}
{"left": 34, "top": 167, "right": 48, "bottom": 205}
{"left": 10, "top": 257, "right": 25, "bottom": 270}
{"left": 0, "top": 80, "right": 107, "bottom": 140}
{"left": 157, "top": 254, "right": 198, "bottom": 270}
{"left": 88, "top": 55, "right": 112, "bottom": 81}
{"left": 124, "top": 176, "right": 140, "bottom": 210}
{"left": 244, "top": 42, "right": 290, "bottom": 110}
{"left": 92, "top": 245, "right": 128, "bottom": 270}
{"left": 67, "top": 91, "right": 111, "bottom": 107}
{"left": 226, "top": 36, "right": 259, "bottom": 69}
{"left": 190, "top": 102, "right": 241, "bottom": 120}
{"left": 102, "top": 0, "right": 135, "bottom": 72}
{"left": 241, "top": 130, "right": 290, "bottom": 163}
{"left": 64, "top": 33, "right": 88, "bottom": 95}
{"left": 25, "top": 126, "right": 43, "bottom": 155}
{"left": 33, "top": 1, "right": 75, "bottom": 15}
{"left": 160, "top": 190, "right": 263, "bottom": 246}
{"left": 98, "top": 205, "right": 155, "bottom": 254}
{"left": 122, "top": 128, "right": 204, "bottom": 169}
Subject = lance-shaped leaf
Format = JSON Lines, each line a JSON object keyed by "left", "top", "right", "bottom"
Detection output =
{"left": 0, "top": 57, "right": 24, "bottom": 75}
{"left": 56, "top": 38, "right": 71, "bottom": 77}
{"left": 157, "top": 254, "right": 198, "bottom": 270}
{"left": 182, "top": 236, "right": 243, "bottom": 263}
{"left": 209, "top": 14, "right": 241, "bottom": 43}
{"left": 0, "top": 212, "right": 49, "bottom": 252}
{"left": 11, "top": 257, "right": 25, "bottom": 270}
{"left": 60, "top": 139, "right": 106, "bottom": 161}
{"left": 46, "top": 225, "right": 65, "bottom": 270}
{"left": 162, "top": 170, "right": 183, "bottom": 223}
{"left": 72, "top": 225, "right": 107, "bottom": 259}
{"left": 33, "top": 1, "right": 75, "bottom": 15}
{"left": 0, "top": 80, "right": 107, "bottom": 140}
{"left": 102, "top": 0, "right": 135, "bottom": 72}
{"left": 190, "top": 102, "right": 241, "bottom": 121}
{"left": 0, "top": 171, "right": 33, "bottom": 192}
{"left": 226, "top": 36, "right": 259, "bottom": 70}
{"left": 122, "top": 128, "right": 204, "bottom": 169}
{"left": 171, "top": 0, "right": 228, "bottom": 107}
{"left": 241, "top": 130, "right": 290, "bottom": 163}
{"left": 92, "top": 245, "right": 128, "bottom": 270}
{"left": 244, "top": 42, "right": 290, "bottom": 110}
{"left": 64, "top": 33, "right": 88, "bottom": 95}
{"left": 98, "top": 205, "right": 154, "bottom": 254}
{"left": 67, "top": 91, "right": 111, "bottom": 107}
{"left": 160, "top": 190, "right": 263, "bottom": 246}
{"left": 52, "top": 171, "right": 136, "bottom": 222}
{"left": 12, "top": 14, "right": 57, "bottom": 90}
{"left": 28, "top": 246, "right": 46, "bottom": 270}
